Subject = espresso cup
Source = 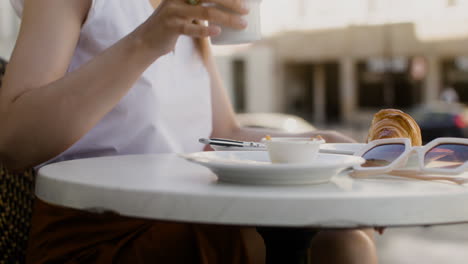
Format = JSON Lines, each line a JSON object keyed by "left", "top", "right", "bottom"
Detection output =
{"left": 209, "top": 0, "right": 262, "bottom": 45}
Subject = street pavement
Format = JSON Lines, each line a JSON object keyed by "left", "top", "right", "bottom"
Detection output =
{"left": 376, "top": 225, "right": 468, "bottom": 264}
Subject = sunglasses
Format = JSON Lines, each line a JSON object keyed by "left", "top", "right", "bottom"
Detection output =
{"left": 352, "top": 137, "right": 468, "bottom": 177}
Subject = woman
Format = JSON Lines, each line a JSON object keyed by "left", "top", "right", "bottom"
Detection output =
{"left": 0, "top": 0, "right": 378, "bottom": 263}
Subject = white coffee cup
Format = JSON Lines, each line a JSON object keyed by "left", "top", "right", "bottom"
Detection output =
{"left": 209, "top": 0, "right": 262, "bottom": 45}
{"left": 262, "top": 137, "right": 326, "bottom": 164}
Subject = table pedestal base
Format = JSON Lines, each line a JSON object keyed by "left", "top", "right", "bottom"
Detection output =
{"left": 257, "top": 227, "right": 317, "bottom": 264}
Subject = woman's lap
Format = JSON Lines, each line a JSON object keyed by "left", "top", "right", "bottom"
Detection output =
{"left": 26, "top": 199, "right": 264, "bottom": 264}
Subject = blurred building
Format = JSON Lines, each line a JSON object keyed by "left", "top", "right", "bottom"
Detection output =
{"left": 216, "top": 0, "right": 468, "bottom": 125}
{"left": 3, "top": 0, "right": 468, "bottom": 125}
{"left": 0, "top": 0, "right": 19, "bottom": 59}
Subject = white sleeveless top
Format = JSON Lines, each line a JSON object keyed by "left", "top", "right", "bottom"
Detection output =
{"left": 11, "top": 0, "right": 213, "bottom": 166}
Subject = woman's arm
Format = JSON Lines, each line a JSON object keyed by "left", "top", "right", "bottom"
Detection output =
{"left": 0, "top": 0, "right": 248, "bottom": 170}
{"left": 0, "top": 0, "right": 161, "bottom": 170}
{"left": 205, "top": 46, "right": 356, "bottom": 143}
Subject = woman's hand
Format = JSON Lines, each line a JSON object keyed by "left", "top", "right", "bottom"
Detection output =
{"left": 137, "top": 0, "right": 249, "bottom": 56}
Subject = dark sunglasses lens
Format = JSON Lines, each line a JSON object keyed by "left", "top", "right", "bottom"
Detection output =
{"left": 361, "top": 144, "right": 406, "bottom": 168}
{"left": 424, "top": 144, "right": 468, "bottom": 169}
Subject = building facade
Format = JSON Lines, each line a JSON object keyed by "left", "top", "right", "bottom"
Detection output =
{"left": 215, "top": 0, "right": 468, "bottom": 125}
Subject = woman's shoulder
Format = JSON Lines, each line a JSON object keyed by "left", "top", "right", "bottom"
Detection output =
{"left": 10, "top": 0, "right": 92, "bottom": 20}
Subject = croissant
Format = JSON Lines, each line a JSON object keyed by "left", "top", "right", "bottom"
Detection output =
{"left": 367, "top": 109, "right": 422, "bottom": 146}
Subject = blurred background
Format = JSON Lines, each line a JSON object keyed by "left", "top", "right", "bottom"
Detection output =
{"left": 213, "top": 0, "right": 468, "bottom": 144}
{"left": 2, "top": 0, "right": 468, "bottom": 263}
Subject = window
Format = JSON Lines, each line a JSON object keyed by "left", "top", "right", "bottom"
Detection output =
{"left": 447, "top": 0, "right": 458, "bottom": 6}
{"left": 232, "top": 60, "right": 246, "bottom": 112}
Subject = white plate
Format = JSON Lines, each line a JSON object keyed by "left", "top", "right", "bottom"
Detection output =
{"left": 319, "top": 143, "right": 366, "bottom": 155}
{"left": 181, "top": 151, "right": 365, "bottom": 185}
{"left": 212, "top": 143, "right": 366, "bottom": 155}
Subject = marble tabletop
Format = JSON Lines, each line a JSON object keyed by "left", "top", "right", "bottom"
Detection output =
{"left": 36, "top": 153, "right": 468, "bottom": 228}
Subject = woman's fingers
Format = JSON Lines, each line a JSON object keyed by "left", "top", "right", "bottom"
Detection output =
{"left": 200, "top": 0, "right": 249, "bottom": 15}
{"left": 151, "top": 0, "right": 247, "bottom": 41}
{"left": 174, "top": 19, "right": 221, "bottom": 37}
{"left": 176, "top": 5, "right": 248, "bottom": 30}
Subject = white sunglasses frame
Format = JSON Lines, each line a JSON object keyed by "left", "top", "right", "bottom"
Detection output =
{"left": 353, "top": 137, "right": 468, "bottom": 176}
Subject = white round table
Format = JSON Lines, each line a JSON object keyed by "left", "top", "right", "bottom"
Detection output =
{"left": 36, "top": 154, "right": 468, "bottom": 264}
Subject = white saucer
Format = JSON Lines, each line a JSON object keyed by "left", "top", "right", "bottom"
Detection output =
{"left": 319, "top": 143, "right": 366, "bottom": 155}
{"left": 181, "top": 151, "right": 365, "bottom": 185}
{"left": 212, "top": 143, "right": 366, "bottom": 155}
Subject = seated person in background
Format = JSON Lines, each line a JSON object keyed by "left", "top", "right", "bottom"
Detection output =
{"left": 0, "top": 0, "right": 377, "bottom": 263}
